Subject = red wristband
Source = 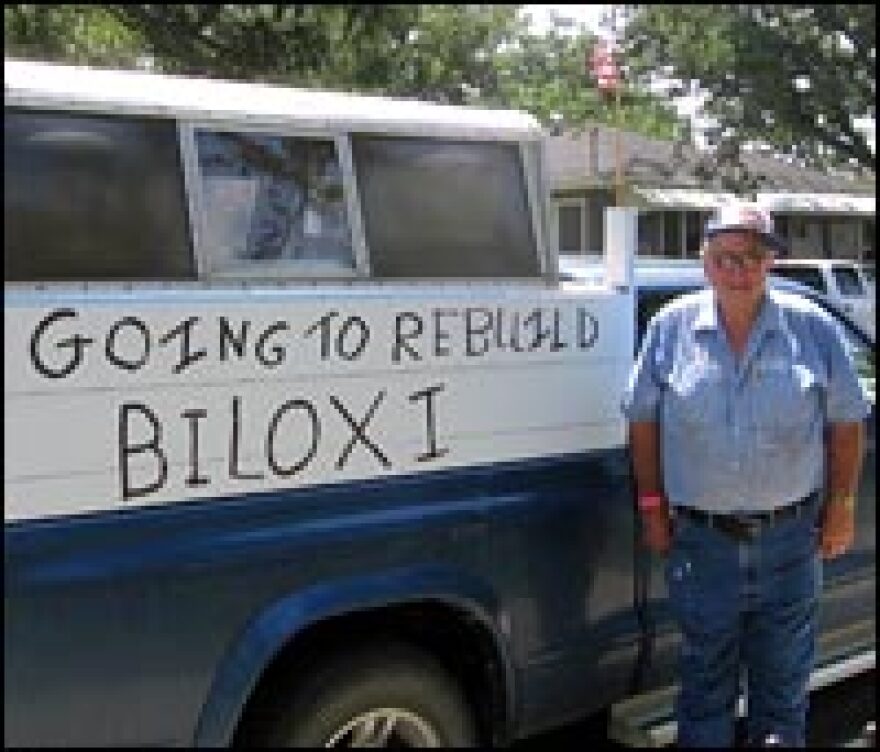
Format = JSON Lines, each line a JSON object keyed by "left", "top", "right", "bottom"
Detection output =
{"left": 638, "top": 492, "right": 665, "bottom": 512}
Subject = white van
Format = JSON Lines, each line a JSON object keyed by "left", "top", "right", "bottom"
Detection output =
{"left": 770, "top": 258, "right": 875, "bottom": 337}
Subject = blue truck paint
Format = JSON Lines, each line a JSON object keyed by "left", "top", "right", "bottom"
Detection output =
{"left": 4, "top": 449, "right": 637, "bottom": 745}
{"left": 193, "top": 566, "right": 508, "bottom": 746}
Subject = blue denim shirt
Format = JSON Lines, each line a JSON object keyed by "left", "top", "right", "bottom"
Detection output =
{"left": 621, "top": 287, "right": 870, "bottom": 513}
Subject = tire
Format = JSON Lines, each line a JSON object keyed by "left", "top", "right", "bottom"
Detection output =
{"left": 259, "top": 642, "right": 480, "bottom": 747}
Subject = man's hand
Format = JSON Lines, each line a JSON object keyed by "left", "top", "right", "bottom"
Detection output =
{"left": 640, "top": 504, "right": 672, "bottom": 555}
{"left": 820, "top": 496, "right": 856, "bottom": 559}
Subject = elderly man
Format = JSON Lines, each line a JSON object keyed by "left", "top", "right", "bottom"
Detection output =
{"left": 621, "top": 203, "right": 869, "bottom": 747}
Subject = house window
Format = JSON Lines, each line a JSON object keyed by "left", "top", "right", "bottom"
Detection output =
{"left": 558, "top": 203, "right": 583, "bottom": 253}
{"left": 685, "top": 211, "right": 705, "bottom": 257}
{"left": 774, "top": 214, "right": 789, "bottom": 242}
{"left": 638, "top": 211, "right": 664, "bottom": 256}
{"left": 663, "top": 211, "right": 682, "bottom": 258}
{"left": 587, "top": 197, "right": 606, "bottom": 253}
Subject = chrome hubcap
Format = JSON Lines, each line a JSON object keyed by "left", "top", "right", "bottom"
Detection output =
{"left": 324, "top": 708, "right": 441, "bottom": 747}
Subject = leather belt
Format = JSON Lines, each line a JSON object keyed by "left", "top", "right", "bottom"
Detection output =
{"left": 675, "top": 493, "right": 818, "bottom": 541}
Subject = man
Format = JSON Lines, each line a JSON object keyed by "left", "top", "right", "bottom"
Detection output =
{"left": 621, "top": 203, "right": 869, "bottom": 747}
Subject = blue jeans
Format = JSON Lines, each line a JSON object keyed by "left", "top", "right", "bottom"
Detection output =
{"left": 666, "top": 498, "right": 823, "bottom": 747}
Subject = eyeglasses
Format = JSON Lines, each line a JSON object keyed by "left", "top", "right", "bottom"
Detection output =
{"left": 708, "top": 249, "right": 771, "bottom": 271}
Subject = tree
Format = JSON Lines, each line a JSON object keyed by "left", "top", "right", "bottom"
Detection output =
{"left": 4, "top": 4, "right": 146, "bottom": 68}
{"left": 622, "top": 4, "right": 876, "bottom": 172}
{"left": 490, "top": 16, "right": 680, "bottom": 140}
{"left": 4, "top": 4, "right": 683, "bottom": 140}
{"left": 6, "top": 5, "right": 519, "bottom": 102}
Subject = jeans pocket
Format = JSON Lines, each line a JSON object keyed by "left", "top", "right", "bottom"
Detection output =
{"left": 665, "top": 543, "right": 695, "bottom": 624}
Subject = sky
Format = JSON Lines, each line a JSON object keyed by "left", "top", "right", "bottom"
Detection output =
{"left": 520, "top": 4, "right": 611, "bottom": 38}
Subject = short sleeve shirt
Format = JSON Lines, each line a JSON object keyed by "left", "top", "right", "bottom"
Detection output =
{"left": 621, "top": 287, "right": 870, "bottom": 513}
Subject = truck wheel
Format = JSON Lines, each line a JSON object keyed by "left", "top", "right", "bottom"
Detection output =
{"left": 260, "top": 642, "right": 480, "bottom": 747}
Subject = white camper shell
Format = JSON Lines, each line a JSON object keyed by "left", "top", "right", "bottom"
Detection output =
{"left": 4, "top": 59, "right": 637, "bottom": 522}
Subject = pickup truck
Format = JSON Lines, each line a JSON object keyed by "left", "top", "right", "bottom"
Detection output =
{"left": 770, "top": 258, "right": 876, "bottom": 338}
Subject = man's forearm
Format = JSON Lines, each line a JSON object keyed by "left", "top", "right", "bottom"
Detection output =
{"left": 826, "top": 421, "right": 865, "bottom": 499}
{"left": 821, "top": 421, "right": 864, "bottom": 559}
{"left": 629, "top": 420, "right": 662, "bottom": 495}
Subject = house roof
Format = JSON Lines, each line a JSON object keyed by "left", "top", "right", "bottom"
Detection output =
{"left": 632, "top": 187, "right": 875, "bottom": 216}
{"left": 545, "top": 125, "right": 875, "bottom": 196}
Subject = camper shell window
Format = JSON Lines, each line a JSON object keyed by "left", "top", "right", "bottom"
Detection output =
{"left": 351, "top": 136, "right": 539, "bottom": 279}
{"left": 4, "top": 108, "right": 194, "bottom": 282}
{"left": 193, "top": 129, "right": 356, "bottom": 277}
{"left": 6, "top": 110, "right": 542, "bottom": 284}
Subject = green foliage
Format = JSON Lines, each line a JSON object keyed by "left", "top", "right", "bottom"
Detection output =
{"left": 4, "top": 4, "right": 683, "bottom": 142}
{"left": 622, "top": 4, "right": 876, "bottom": 171}
{"left": 4, "top": 4, "right": 145, "bottom": 67}
{"left": 490, "top": 21, "right": 679, "bottom": 140}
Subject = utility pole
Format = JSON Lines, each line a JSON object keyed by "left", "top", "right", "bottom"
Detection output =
{"left": 591, "top": 8, "right": 625, "bottom": 206}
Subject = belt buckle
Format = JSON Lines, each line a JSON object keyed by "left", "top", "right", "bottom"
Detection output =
{"left": 740, "top": 517, "right": 763, "bottom": 539}
{"left": 726, "top": 514, "right": 762, "bottom": 541}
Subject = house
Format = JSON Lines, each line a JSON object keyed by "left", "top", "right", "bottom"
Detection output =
{"left": 544, "top": 125, "right": 875, "bottom": 262}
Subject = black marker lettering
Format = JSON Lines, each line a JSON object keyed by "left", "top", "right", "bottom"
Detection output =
{"left": 495, "top": 307, "right": 507, "bottom": 350}
{"left": 337, "top": 316, "right": 370, "bottom": 361}
{"left": 524, "top": 308, "right": 550, "bottom": 351}
{"left": 220, "top": 318, "right": 249, "bottom": 361}
{"left": 181, "top": 408, "right": 209, "bottom": 487}
{"left": 409, "top": 384, "right": 449, "bottom": 462}
{"left": 393, "top": 312, "right": 423, "bottom": 363}
{"left": 119, "top": 403, "right": 168, "bottom": 500}
{"left": 304, "top": 311, "right": 338, "bottom": 360}
{"left": 509, "top": 311, "right": 525, "bottom": 352}
{"left": 577, "top": 308, "right": 599, "bottom": 349}
{"left": 229, "top": 396, "right": 264, "bottom": 480}
{"left": 29, "top": 308, "right": 93, "bottom": 379}
{"left": 267, "top": 399, "right": 321, "bottom": 477}
{"left": 160, "top": 316, "right": 208, "bottom": 374}
{"left": 433, "top": 309, "right": 457, "bottom": 357}
{"left": 255, "top": 321, "right": 289, "bottom": 367}
{"left": 106, "top": 317, "right": 150, "bottom": 372}
{"left": 551, "top": 308, "right": 568, "bottom": 351}
{"left": 465, "top": 307, "right": 493, "bottom": 357}
{"left": 331, "top": 391, "right": 390, "bottom": 469}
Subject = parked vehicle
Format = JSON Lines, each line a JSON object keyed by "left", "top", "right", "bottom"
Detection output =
{"left": 4, "top": 57, "right": 874, "bottom": 749}
{"left": 859, "top": 262, "right": 875, "bottom": 296}
{"left": 5, "top": 58, "right": 639, "bottom": 748}
{"left": 770, "top": 258, "right": 875, "bottom": 338}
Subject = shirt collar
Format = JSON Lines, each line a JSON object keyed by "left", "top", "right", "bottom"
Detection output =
{"left": 693, "top": 289, "right": 720, "bottom": 332}
{"left": 693, "top": 288, "right": 787, "bottom": 339}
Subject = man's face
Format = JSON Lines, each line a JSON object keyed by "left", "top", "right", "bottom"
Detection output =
{"left": 703, "top": 230, "right": 774, "bottom": 296}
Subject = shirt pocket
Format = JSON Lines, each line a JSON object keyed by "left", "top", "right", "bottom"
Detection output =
{"left": 753, "top": 361, "right": 820, "bottom": 445}
{"left": 665, "top": 362, "right": 726, "bottom": 431}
